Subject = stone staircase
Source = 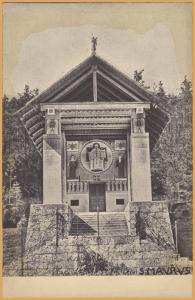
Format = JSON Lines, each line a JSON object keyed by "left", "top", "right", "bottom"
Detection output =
{"left": 69, "top": 212, "right": 129, "bottom": 236}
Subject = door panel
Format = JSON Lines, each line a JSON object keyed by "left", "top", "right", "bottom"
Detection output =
{"left": 89, "top": 184, "right": 106, "bottom": 212}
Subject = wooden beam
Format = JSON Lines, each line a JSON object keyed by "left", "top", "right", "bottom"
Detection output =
{"left": 28, "top": 121, "right": 45, "bottom": 136}
{"left": 97, "top": 70, "right": 142, "bottom": 102}
{"left": 25, "top": 113, "right": 43, "bottom": 130}
{"left": 62, "top": 80, "right": 92, "bottom": 102}
{"left": 47, "top": 71, "right": 92, "bottom": 103}
{"left": 22, "top": 105, "right": 39, "bottom": 122}
{"left": 32, "top": 128, "right": 45, "bottom": 140}
{"left": 97, "top": 89, "right": 114, "bottom": 102}
{"left": 41, "top": 102, "right": 150, "bottom": 111}
{"left": 98, "top": 74, "right": 134, "bottom": 102}
{"left": 93, "top": 70, "right": 98, "bottom": 102}
{"left": 98, "top": 62, "right": 154, "bottom": 102}
{"left": 98, "top": 80, "right": 129, "bottom": 102}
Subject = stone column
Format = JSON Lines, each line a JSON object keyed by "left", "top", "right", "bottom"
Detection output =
{"left": 130, "top": 108, "right": 152, "bottom": 202}
{"left": 43, "top": 109, "right": 63, "bottom": 204}
{"left": 62, "top": 133, "right": 68, "bottom": 204}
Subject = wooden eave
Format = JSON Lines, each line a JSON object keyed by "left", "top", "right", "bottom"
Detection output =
{"left": 15, "top": 54, "right": 169, "bottom": 156}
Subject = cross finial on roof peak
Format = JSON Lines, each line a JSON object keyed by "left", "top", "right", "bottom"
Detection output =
{"left": 91, "top": 35, "right": 97, "bottom": 55}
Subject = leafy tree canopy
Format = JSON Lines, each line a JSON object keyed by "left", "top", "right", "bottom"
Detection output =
{"left": 3, "top": 85, "right": 42, "bottom": 212}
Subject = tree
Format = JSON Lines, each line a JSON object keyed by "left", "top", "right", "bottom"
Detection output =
{"left": 3, "top": 86, "right": 42, "bottom": 227}
{"left": 157, "top": 81, "right": 166, "bottom": 97}
{"left": 180, "top": 75, "right": 192, "bottom": 94}
{"left": 133, "top": 69, "right": 150, "bottom": 89}
{"left": 134, "top": 69, "right": 144, "bottom": 83}
{"left": 151, "top": 77, "right": 192, "bottom": 202}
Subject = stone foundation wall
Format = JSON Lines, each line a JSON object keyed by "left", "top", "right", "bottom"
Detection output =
{"left": 3, "top": 202, "right": 192, "bottom": 276}
{"left": 23, "top": 204, "right": 70, "bottom": 275}
{"left": 23, "top": 202, "right": 177, "bottom": 276}
{"left": 170, "top": 202, "right": 192, "bottom": 259}
{"left": 130, "top": 202, "right": 175, "bottom": 251}
{"left": 3, "top": 228, "right": 22, "bottom": 276}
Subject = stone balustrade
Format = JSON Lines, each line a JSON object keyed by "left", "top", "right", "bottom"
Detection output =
{"left": 106, "top": 180, "right": 128, "bottom": 192}
{"left": 67, "top": 179, "right": 128, "bottom": 193}
{"left": 67, "top": 181, "right": 89, "bottom": 193}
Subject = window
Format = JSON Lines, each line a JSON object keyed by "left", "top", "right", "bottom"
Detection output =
{"left": 116, "top": 199, "right": 124, "bottom": 205}
{"left": 71, "top": 200, "right": 79, "bottom": 206}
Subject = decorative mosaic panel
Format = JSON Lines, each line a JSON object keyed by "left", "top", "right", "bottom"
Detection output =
{"left": 115, "top": 140, "right": 126, "bottom": 151}
{"left": 67, "top": 141, "right": 79, "bottom": 152}
{"left": 80, "top": 140, "right": 114, "bottom": 173}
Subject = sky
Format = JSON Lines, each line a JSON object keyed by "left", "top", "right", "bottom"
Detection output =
{"left": 3, "top": 3, "right": 192, "bottom": 97}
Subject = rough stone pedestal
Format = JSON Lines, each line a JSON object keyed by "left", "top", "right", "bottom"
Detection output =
{"left": 21, "top": 202, "right": 181, "bottom": 276}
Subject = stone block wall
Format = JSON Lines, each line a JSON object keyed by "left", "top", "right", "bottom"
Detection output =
{"left": 19, "top": 202, "right": 180, "bottom": 276}
{"left": 23, "top": 204, "right": 70, "bottom": 275}
{"left": 25, "top": 204, "right": 68, "bottom": 251}
{"left": 129, "top": 202, "right": 175, "bottom": 251}
{"left": 4, "top": 201, "right": 192, "bottom": 276}
{"left": 106, "top": 192, "right": 128, "bottom": 212}
{"left": 3, "top": 228, "right": 23, "bottom": 276}
{"left": 169, "top": 202, "right": 192, "bottom": 259}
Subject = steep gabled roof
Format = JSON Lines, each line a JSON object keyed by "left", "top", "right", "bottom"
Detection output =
{"left": 16, "top": 54, "right": 169, "bottom": 155}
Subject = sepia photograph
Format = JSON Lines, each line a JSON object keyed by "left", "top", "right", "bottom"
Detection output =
{"left": 2, "top": 1, "right": 193, "bottom": 297}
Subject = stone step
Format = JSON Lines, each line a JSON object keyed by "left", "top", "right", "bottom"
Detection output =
{"left": 69, "top": 212, "right": 129, "bottom": 236}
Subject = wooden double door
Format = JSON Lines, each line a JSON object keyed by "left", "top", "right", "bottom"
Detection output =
{"left": 89, "top": 183, "right": 106, "bottom": 212}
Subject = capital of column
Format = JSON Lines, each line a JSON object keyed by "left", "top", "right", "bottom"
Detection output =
{"left": 131, "top": 107, "right": 146, "bottom": 134}
{"left": 45, "top": 108, "right": 61, "bottom": 135}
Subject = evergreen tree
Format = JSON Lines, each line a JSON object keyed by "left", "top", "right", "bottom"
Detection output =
{"left": 3, "top": 86, "right": 42, "bottom": 227}
{"left": 157, "top": 81, "right": 166, "bottom": 97}
{"left": 133, "top": 69, "right": 150, "bottom": 89}
{"left": 151, "top": 77, "right": 192, "bottom": 202}
{"left": 133, "top": 69, "right": 144, "bottom": 83}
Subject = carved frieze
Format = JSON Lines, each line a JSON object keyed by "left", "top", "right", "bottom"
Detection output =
{"left": 60, "top": 109, "right": 132, "bottom": 118}
{"left": 62, "top": 123, "right": 130, "bottom": 130}
{"left": 61, "top": 116, "right": 131, "bottom": 125}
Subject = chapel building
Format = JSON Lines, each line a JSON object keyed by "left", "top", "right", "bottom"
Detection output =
{"left": 17, "top": 45, "right": 168, "bottom": 213}
{"left": 13, "top": 41, "right": 182, "bottom": 276}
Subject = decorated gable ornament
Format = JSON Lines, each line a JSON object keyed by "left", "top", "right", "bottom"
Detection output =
{"left": 80, "top": 140, "right": 113, "bottom": 173}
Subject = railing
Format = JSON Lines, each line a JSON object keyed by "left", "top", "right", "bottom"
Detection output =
{"left": 106, "top": 179, "right": 128, "bottom": 192}
{"left": 67, "top": 179, "right": 128, "bottom": 193}
{"left": 67, "top": 205, "right": 74, "bottom": 234}
{"left": 67, "top": 181, "right": 89, "bottom": 193}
